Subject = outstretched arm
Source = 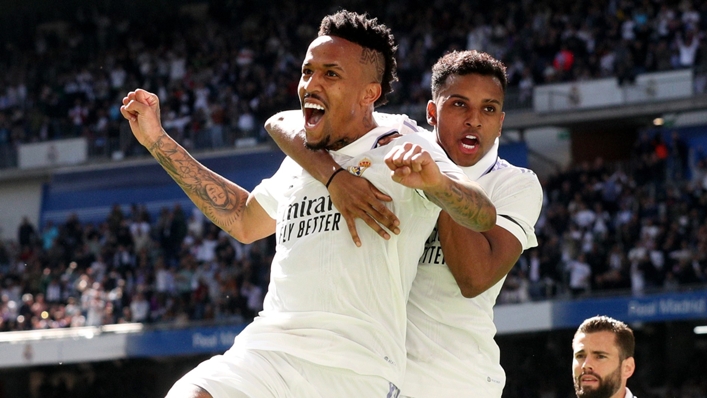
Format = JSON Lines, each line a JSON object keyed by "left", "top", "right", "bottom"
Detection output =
{"left": 385, "top": 142, "right": 496, "bottom": 232}
{"left": 121, "top": 89, "right": 274, "bottom": 243}
{"left": 265, "top": 111, "right": 400, "bottom": 247}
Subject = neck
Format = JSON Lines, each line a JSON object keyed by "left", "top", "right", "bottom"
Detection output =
{"left": 329, "top": 110, "right": 378, "bottom": 151}
{"left": 613, "top": 386, "right": 628, "bottom": 398}
{"left": 362, "top": 110, "right": 377, "bottom": 131}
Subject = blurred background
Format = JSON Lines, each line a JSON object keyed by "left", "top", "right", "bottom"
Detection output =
{"left": 0, "top": 0, "right": 706, "bottom": 396}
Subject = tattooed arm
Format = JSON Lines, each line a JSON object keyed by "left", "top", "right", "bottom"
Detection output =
{"left": 121, "top": 89, "right": 275, "bottom": 243}
{"left": 385, "top": 142, "right": 496, "bottom": 232}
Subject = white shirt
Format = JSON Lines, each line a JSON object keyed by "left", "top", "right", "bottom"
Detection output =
{"left": 130, "top": 297, "right": 150, "bottom": 322}
{"left": 244, "top": 126, "right": 466, "bottom": 387}
{"left": 402, "top": 136, "right": 543, "bottom": 397}
{"left": 567, "top": 259, "right": 592, "bottom": 289}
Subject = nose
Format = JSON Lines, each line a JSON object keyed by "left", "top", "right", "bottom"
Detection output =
{"left": 465, "top": 108, "right": 481, "bottom": 128}
{"left": 581, "top": 358, "right": 593, "bottom": 372}
{"left": 301, "top": 72, "right": 322, "bottom": 93}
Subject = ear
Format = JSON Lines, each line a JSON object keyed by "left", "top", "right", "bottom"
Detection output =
{"left": 622, "top": 357, "right": 635, "bottom": 380}
{"left": 426, "top": 100, "right": 438, "bottom": 127}
{"left": 363, "top": 83, "right": 382, "bottom": 107}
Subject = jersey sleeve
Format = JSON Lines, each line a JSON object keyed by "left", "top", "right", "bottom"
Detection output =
{"left": 483, "top": 168, "right": 543, "bottom": 250}
{"left": 250, "top": 157, "right": 298, "bottom": 219}
{"left": 373, "top": 112, "right": 428, "bottom": 135}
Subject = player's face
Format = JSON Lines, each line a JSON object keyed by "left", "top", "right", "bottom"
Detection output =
{"left": 427, "top": 73, "right": 505, "bottom": 167}
{"left": 572, "top": 331, "right": 629, "bottom": 398}
{"left": 298, "top": 35, "right": 371, "bottom": 151}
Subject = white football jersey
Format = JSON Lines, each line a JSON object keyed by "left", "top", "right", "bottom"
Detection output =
{"left": 403, "top": 138, "right": 543, "bottom": 397}
{"left": 246, "top": 126, "right": 467, "bottom": 387}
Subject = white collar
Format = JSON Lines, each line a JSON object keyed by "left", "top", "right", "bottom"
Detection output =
{"left": 457, "top": 137, "right": 500, "bottom": 180}
{"left": 332, "top": 126, "right": 400, "bottom": 157}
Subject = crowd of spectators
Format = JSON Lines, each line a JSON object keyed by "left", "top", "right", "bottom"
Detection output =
{"left": 1, "top": 129, "right": 706, "bottom": 332}
{"left": 1, "top": 0, "right": 707, "bottom": 168}
{"left": 2, "top": 0, "right": 707, "bottom": 329}
{"left": 1, "top": 204, "right": 273, "bottom": 332}
{"left": 498, "top": 128, "right": 707, "bottom": 304}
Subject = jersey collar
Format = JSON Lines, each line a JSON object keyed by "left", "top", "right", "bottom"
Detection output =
{"left": 457, "top": 137, "right": 500, "bottom": 180}
{"left": 332, "top": 126, "right": 399, "bottom": 157}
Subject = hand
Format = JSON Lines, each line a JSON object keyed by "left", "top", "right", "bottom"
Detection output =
{"left": 384, "top": 142, "right": 443, "bottom": 190}
{"left": 328, "top": 171, "right": 400, "bottom": 247}
{"left": 120, "top": 89, "right": 164, "bottom": 148}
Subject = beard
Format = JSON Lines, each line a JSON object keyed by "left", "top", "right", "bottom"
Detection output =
{"left": 305, "top": 134, "right": 350, "bottom": 152}
{"left": 305, "top": 135, "right": 331, "bottom": 151}
{"left": 574, "top": 365, "right": 622, "bottom": 398}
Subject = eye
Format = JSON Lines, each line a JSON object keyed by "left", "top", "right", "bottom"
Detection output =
{"left": 452, "top": 100, "right": 466, "bottom": 107}
{"left": 484, "top": 105, "right": 496, "bottom": 113}
{"left": 302, "top": 68, "right": 313, "bottom": 76}
{"left": 326, "top": 70, "right": 339, "bottom": 77}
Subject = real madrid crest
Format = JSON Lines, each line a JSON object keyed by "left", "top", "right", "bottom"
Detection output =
{"left": 348, "top": 157, "right": 372, "bottom": 176}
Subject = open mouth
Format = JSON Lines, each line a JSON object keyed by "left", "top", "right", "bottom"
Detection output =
{"left": 304, "top": 102, "right": 325, "bottom": 129}
{"left": 461, "top": 135, "right": 478, "bottom": 150}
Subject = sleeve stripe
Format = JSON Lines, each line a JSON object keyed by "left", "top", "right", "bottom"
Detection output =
{"left": 499, "top": 214, "right": 526, "bottom": 237}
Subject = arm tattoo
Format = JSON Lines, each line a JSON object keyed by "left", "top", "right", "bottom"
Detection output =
{"left": 430, "top": 183, "right": 495, "bottom": 231}
{"left": 149, "top": 134, "right": 246, "bottom": 228}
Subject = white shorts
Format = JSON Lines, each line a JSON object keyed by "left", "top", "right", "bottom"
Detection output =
{"left": 172, "top": 348, "right": 400, "bottom": 398}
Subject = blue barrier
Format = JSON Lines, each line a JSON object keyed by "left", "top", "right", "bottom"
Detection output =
{"left": 551, "top": 288, "right": 707, "bottom": 329}
{"left": 125, "top": 323, "right": 248, "bottom": 358}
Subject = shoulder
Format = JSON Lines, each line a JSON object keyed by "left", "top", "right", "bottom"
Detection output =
{"left": 394, "top": 130, "right": 438, "bottom": 147}
{"left": 386, "top": 131, "right": 452, "bottom": 160}
{"left": 484, "top": 160, "right": 542, "bottom": 190}
{"left": 481, "top": 159, "right": 544, "bottom": 219}
{"left": 373, "top": 112, "right": 430, "bottom": 135}
{"left": 493, "top": 159, "right": 538, "bottom": 177}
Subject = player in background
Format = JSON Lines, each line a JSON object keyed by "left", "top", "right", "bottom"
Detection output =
{"left": 572, "top": 316, "right": 637, "bottom": 398}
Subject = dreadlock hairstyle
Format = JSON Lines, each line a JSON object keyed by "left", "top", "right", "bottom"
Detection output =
{"left": 318, "top": 10, "right": 398, "bottom": 107}
{"left": 431, "top": 50, "right": 508, "bottom": 99}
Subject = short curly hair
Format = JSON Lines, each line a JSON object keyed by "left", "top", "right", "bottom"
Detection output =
{"left": 431, "top": 50, "right": 507, "bottom": 99}
{"left": 318, "top": 10, "right": 398, "bottom": 107}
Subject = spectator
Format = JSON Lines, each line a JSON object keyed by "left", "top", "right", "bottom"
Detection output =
{"left": 155, "top": 257, "right": 176, "bottom": 295}
{"left": 83, "top": 282, "right": 105, "bottom": 327}
{"left": 129, "top": 212, "right": 152, "bottom": 253}
{"left": 553, "top": 44, "right": 575, "bottom": 79}
{"left": 668, "top": 130, "right": 689, "bottom": 181}
{"left": 566, "top": 253, "right": 592, "bottom": 297}
{"left": 129, "top": 291, "right": 150, "bottom": 323}
{"left": 675, "top": 30, "right": 701, "bottom": 68}
{"left": 40, "top": 220, "right": 59, "bottom": 251}
{"left": 17, "top": 216, "right": 37, "bottom": 249}
{"left": 595, "top": 243, "right": 631, "bottom": 291}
